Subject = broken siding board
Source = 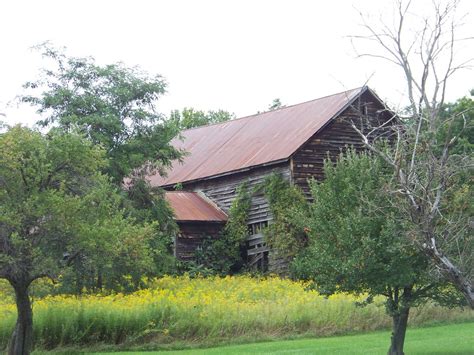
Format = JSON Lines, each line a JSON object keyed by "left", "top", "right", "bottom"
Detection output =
{"left": 247, "top": 245, "right": 270, "bottom": 256}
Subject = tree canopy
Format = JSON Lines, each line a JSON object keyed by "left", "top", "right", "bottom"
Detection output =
{"left": 170, "top": 107, "right": 235, "bottom": 130}
{"left": 268, "top": 98, "right": 285, "bottom": 111}
{"left": 18, "top": 43, "right": 184, "bottom": 286}
{"left": 20, "top": 44, "right": 183, "bottom": 185}
{"left": 0, "top": 126, "right": 155, "bottom": 354}
{"left": 292, "top": 152, "right": 461, "bottom": 355}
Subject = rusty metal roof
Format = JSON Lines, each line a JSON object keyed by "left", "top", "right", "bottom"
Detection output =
{"left": 165, "top": 191, "right": 228, "bottom": 222}
{"left": 150, "top": 87, "right": 366, "bottom": 187}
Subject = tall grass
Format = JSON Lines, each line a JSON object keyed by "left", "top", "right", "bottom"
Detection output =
{"left": 0, "top": 275, "right": 472, "bottom": 350}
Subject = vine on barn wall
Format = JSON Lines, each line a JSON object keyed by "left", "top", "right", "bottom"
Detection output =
{"left": 262, "top": 174, "right": 309, "bottom": 259}
{"left": 195, "top": 182, "right": 251, "bottom": 274}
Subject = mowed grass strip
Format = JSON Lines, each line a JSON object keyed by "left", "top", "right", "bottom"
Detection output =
{"left": 98, "top": 322, "right": 474, "bottom": 354}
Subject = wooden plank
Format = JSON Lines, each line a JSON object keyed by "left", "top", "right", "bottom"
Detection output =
{"left": 246, "top": 233, "right": 264, "bottom": 242}
{"left": 247, "top": 245, "right": 270, "bottom": 256}
{"left": 186, "top": 164, "right": 290, "bottom": 222}
{"left": 248, "top": 238, "right": 265, "bottom": 247}
{"left": 248, "top": 253, "right": 263, "bottom": 266}
{"left": 290, "top": 99, "right": 390, "bottom": 200}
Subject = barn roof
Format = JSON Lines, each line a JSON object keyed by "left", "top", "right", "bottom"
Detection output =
{"left": 150, "top": 86, "right": 369, "bottom": 187}
{"left": 165, "top": 191, "right": 228, "bottom": 222}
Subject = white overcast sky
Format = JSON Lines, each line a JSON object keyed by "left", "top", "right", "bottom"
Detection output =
{"left": 1, "top": 0, "right": 473, "bottom": 126}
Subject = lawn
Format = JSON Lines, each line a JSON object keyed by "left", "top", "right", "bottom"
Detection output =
{"left": 98, "top": 322, "right": 474, "bottom": 354}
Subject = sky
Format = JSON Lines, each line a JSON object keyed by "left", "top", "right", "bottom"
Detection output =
{"left": 1, "top": 0, "right": 473, "bottom": 126}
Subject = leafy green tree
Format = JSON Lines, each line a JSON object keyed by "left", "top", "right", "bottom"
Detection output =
{"left": 0, "top": 126, "right": 154, "bottom": 354}
{"left": 439, "top": 91, "right": 474, "bottom": 155}
{"left": 19, "top": 44, "right": 185, "bottom": 282}
{"left": 292, "top": 152, "right": 462, "bottom": 355}
{"left": 268, "top": 98, "right": 285, "bottom": 110}
{"left": 170, "top": 107, "right": 234, "bottom": 130}
{"left": 124, "top": 178, "right": 179, "bottom": 276}
{"left": 20, "top": 44, "right": 183, "bottom": 185}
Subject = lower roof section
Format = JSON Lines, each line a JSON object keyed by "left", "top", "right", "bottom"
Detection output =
{"left": 165, "top": 191, "right": 228, "bottom": 223}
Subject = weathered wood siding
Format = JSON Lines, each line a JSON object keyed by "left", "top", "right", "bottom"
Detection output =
{"left": 170, "top": 91, "right": 393, "bottom": 270}
{"left": 167, "top": 164, "right": 291, "bottom": 268}
{"left": 291, "top": 93, "right": 391, "bottom": 197}
{"left": 175, "top": 222, "right": 224, "bottom": 261}
{"left": 182, "top": 162, "right": 291, "bottom": 225}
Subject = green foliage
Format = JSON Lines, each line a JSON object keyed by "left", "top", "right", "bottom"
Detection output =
{"left": 18, "top": 44, "right": 185, "bottom": 285}
{"left": 407, "top": 92, "right": 474, "bottom": 290}
{"left": 20, "top": 44, "right": 183, "bottom": 185}
{"left": 268, "top": 98, "right": 285, "bottom": 111}
{"left": 124, "top": 178, "right": 179, "bottom": 276}
{"left": 194, "top": 183, "right": 251, "bottom": 274}
{"left": 262, "top": 174, "right": 308, "bottom": 258}
{"left": 0, "top": 126, "right": 154, "bottom": 292}
{"left": 292, "top": 151, "right": 459, "bottom": 311}
{"left": 170, "top": 107, "right": 235, "bottom": 130}
{"left": 439, "top": 93, "right": 474, "bottom": 155}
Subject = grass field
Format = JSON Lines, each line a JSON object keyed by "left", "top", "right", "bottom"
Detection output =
{"left": 1, "top": 276, "right": 473, "bottom": 352}
{"left": 97, "top": 322, "right": 474, "bottom": 354}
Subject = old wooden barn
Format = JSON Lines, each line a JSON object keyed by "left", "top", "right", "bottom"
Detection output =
{"left": 149, "top": 86, "right": 392, "bottom": 270}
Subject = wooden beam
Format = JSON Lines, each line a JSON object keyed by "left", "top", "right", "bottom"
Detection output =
{"left": 247, "top": 245, "right": 270, "bottom": 256}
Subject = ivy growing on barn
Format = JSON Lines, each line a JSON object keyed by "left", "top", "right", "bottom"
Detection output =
{"left": 262, "top": 174, "right": 309, "bottom": 260}
{"left": 195, "top": 182, "right": 252, "bottom": 274}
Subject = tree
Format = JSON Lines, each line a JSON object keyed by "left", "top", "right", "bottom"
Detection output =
{"left": 292, "top": 152, "right": 461, "bottom": 355}
{"left": 19, "top": 44, "right": 185, "bottom": 283}
{"left": 439, "top": 91, "right": 474, "bottom": 155}
{"left": 169, "top": 107, "right": 235, "bottom": 130}
{"left": 20, "top": 44, "right": 183, "bottom": 185}
{"left": 0, "top": 126, "right": 154, "bottom": 354}
{"left": 124, "top": 177, "right": 179, "bottom": 277}
{"left": 351, "top": 0, "right": 473, "bottom": 307}
{"left": 268, "top": 98, "right": 285, "bottom": 110}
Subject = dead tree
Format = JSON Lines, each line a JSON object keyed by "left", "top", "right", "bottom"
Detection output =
{"left": 351, "top": 0, "right": 473, "bottom": 308}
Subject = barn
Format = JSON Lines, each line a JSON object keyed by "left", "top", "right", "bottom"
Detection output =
{"left": 149, "top": 86, "right": 392, "bottom": 269}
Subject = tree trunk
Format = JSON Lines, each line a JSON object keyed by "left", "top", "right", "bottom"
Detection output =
{"left": 388, "top": 307, "right": 409, "bottom": 355}
{"left": 8, "top": 284, "right": 33, "bottom": 355}
{"left": 97, "top": 268, "right": 103, "bottom": 291}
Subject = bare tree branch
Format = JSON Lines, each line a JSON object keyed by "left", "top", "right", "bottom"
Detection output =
{"left": 352, "top": 0, "right": 473, "bottom": 307}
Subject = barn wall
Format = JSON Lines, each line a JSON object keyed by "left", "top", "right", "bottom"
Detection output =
{"left": 175, "top": 222, "right": 224, "bottom": 261}
{"left": 170, "top": 90, "right": 393, "bottom": 271}
{"left": 291, "top": 92, "right": 391, "bottom": 197}
{"left": 164, "top": 163, "right": 291, "bottom": 270}
{"left": 182, "top": 162, "right": 291, "bottom": 225}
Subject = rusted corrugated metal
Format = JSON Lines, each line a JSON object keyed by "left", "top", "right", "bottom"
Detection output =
{"left": 150, "top": 87, "right": 366, "bottom": 187}
{"left": 165, "top": 191, "right": 228, "bottom": 222}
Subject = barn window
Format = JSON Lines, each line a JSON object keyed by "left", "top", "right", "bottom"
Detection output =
{"left": 247, "top": 220, "right": 268, "bottom": 235}
{"left": 246, "top": 221, "right": 269, "bottom": 272}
